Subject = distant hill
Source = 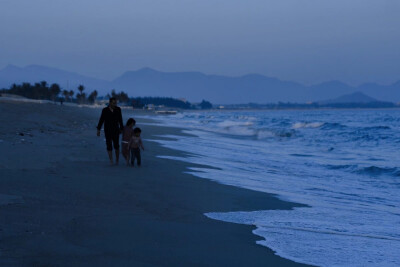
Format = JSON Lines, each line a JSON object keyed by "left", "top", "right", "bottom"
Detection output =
{"left": 0, "top": 64, "right": 111, "bottom": 95}
{"left": 317, "top": 92, "right": 395, "bottom": 108}
{"left": 112, "top": 68, "right": 307, "bottom": 103}
{"left": 357, "top": 82, "right": 400, "bottom": 102}
{"left": 114, "top": 69, "right": 400, "bottom": 103}
{"left": 1, "top": 64, "right": 400, "bottom": 104}
{"left": 318, "top": 92, "right": 379, "bottom": 104}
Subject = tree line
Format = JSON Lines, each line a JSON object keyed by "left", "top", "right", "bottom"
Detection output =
{"left": 0, "top": 81, "right": 214, "bottom": 109}
{"left": 1, "top": 81, "right": 65, "bottom": 101}
{"left": 0, "top": 81, "right": 98, "bottom": 104}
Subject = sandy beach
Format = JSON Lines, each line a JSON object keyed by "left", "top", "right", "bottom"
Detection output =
{"left": 0, "top": 99, "right": 311, "bottom": 266}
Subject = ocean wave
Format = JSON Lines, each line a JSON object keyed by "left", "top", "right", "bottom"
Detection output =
{"left": 237, "top": 115, "right": 257, "bottom": 121}
{"left": 325, "top": 164, "right": 354, "bottom": 170}
{"left": 273, "top": 130, "right": 295, "bottom": 138}
{"left": 256, "top": 129, "right": 295, "bottom": 139}
{"left": 208, "top": 125, "right": 256, "bottom": 137}
{"left": 290, "top": 153, "right": 314, "bottom": 157}
{"left": 208, "top": 126, "right": 296, "bottom": 139}
{"left": 292, "top": 121, "right": 349, "bottom": 130}
{"left": 324, "top": 164, "right": 357, "bottom": 170}
{"left": 362, "top": 126, "right": 391, "bottom": 130}
{"left": 356, "top": 166, "right": 400, "bottom": 177}
{"left": 256, "top": 130, "right": 276, "bottom": 139}
{"left": 212, "top": 120, "right": 296, "bottom": 138}
{"left": 292, "top": 122, "right": 324, "bottom": 129}
{"left": 350, "top": 134, "right": 390, "bottom": 142}
{"left": 320, "top": 122, "right": 347, "bottom": 130}
{"left": 325, "top": 164, "right": 400, "bottom": 177}
{"left": 217, "top": 120, "right": 254, "bottom": 128}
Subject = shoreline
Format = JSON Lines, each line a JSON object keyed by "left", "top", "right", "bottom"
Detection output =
{"left": 0, "top": 99, "right": 312, "bottom": 266}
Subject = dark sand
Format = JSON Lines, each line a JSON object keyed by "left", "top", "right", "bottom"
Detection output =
{"left": 0, "top": 100, "right": 312, "bottom": 266}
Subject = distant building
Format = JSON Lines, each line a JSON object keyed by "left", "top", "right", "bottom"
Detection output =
{"left": 144, "top": 104, "right": 155, "bottom": 110}
{"left": 97, "top": 99, "right": 109, "bottom": 106}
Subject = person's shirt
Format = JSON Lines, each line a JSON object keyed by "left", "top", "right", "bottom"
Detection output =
{"left": 97, "top": 106, "right": 123, "bottom": 134}
{"left": 129, "top": 136, "right": 143, "bottom": 149}
{"left": 122, "top": 127, "right": 134, "bottom": 142}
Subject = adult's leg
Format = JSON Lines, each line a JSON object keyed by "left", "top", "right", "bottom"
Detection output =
{"left": 115, "top": 149, "right": 119, "bottom": 165}
{"left": 112, "top": 134, "right": 120, "bottom": 165}
{"left": 105, "top": 135, "right": 114, "bottom": 164}
{"left": 107, "top": 151, "right": 113, "bottom": 164}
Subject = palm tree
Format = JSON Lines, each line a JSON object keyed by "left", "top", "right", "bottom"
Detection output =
{"left": 69, "top": 90, "right": 74, "bottom": 102}
{"left": 62, "top": 90, "right": 69, "bottom": 102}
{"left": 119, "top": 91, "right": 129, "bottom": 103}
{"left": 40, "top": 81, "right": 48, "bottom": 89}
{"left": 78, "top": 84, "right": 85, "bottom": 95}
{"left": 111, "top": 89, "right": 117, "bottom": 98}
{"left": 77, "top": 85, "right": 86, "bottom": 104}
{"left": 50, "top": 83, "right": 61, "bottom": 101}
{"left": 87, "top": 90, "right": 98, "bottom": 104}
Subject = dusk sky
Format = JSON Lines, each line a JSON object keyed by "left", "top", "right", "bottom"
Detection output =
{"left": 1, "top": 0, "right": 399, "bottom": 85}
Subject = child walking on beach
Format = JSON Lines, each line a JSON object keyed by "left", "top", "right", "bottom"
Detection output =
{"left": 129, "top": 127, "right": 144, "bottom": 167}
{"left": 122, "top": 118, "right": 136, "bottom": 165}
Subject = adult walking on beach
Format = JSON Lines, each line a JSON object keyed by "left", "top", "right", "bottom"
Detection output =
{"left": 97, "top": 97, "right": 124, "bottom": 165}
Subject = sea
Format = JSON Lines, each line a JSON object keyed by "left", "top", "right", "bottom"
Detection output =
{"left": 134, "top": 109, "right": 400, "bottom": 267}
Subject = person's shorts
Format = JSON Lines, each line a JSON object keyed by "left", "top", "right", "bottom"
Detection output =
{"left": 105, "top": 133, "right": 120, "bottom": 151}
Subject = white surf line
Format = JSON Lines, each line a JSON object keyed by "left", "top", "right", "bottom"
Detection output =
{"left": 248, "top": 224, "right": 400, "bottom": 242}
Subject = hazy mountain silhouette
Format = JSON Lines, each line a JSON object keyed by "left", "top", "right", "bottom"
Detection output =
{"left": 318, "top": 91, "right": 379, "bottom": 104}
{"left": 357, "top": 82, "right": 400, "bottom": 102}
{"left": 1, "top": 64, "right": 399, "bottom": 104}
{"left": 307, "top": 81, "right": 355, "bottom": 101}
{"left": 0, "top": 64, "right": 111, "bottom": 95}
{"left": 112, "top": 68, "right": 307, "bottom": 103}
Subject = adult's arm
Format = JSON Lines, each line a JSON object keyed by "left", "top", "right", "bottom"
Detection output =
{"left": 97, "top": 109, "right": 105, "bottom": 131}
{"left": 128, "top": 137, "right": 133, "bottom": 148}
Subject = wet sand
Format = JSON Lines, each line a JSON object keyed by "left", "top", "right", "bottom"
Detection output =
{"left": 0, "top": 99, "right": 311, "bottom": 266}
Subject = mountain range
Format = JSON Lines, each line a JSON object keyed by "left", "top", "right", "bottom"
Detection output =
{"left": 1, "top": 64, "right": 399, "bottom": 104}
{"left": 318, "top": 91, "right": 381, "bottom": 105}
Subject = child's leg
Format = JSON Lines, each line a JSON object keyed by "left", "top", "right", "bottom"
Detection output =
{"left": 130, "top": 148, "right": 135, "bottom": 166}
{"left": 122, "top": 144, "right": 131, "bottom": 165}
{"left": 136, "top": 149, "right": 141, "bottom": 166}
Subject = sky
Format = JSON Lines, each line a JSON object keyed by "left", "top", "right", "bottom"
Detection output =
{"left": 0, "top": 0, "right": 399, "bottom": 86}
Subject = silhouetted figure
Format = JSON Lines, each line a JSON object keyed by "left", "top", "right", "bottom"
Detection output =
{"left": 129, "top": 127, "right": 144, "bottom": 167}
{"left": 97, "top": 97, "right": 124, "bottom": 165}
{"left": 121, "top": 118, "right": 136, "bottom": 165}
